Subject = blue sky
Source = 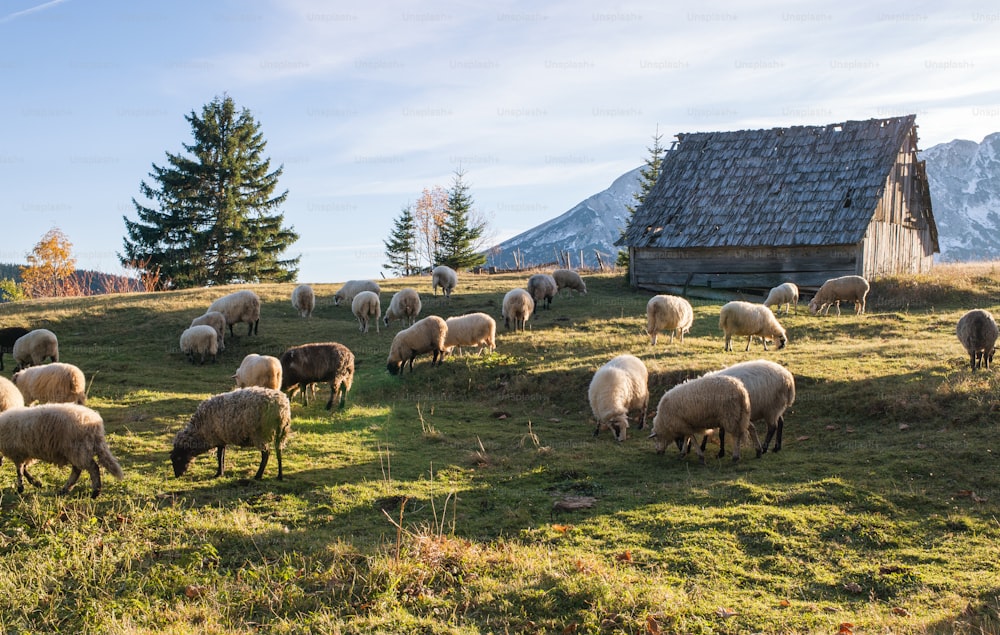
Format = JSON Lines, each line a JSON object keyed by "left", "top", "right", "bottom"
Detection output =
{"left": 3, "top": 0, "right": 1000, "bottom": 283}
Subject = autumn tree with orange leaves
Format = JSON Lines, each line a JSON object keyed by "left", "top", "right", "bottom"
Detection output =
{"left": 413, "top": 185, "right": 449, "bottom": 270}
{"left": 20, "top": 227, "right": 77, "bottom": 298}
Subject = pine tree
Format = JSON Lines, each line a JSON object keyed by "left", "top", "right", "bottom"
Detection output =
{"left": 384, "top": 205, "right": 419, "bottom": 276}
{"left": 435, "top": 170, "right": 487, "bottom": 271}
{"left": 119, "top": 95, "right": 299, "bottom": 288}
{"left": 617, "top": 127, "right": 666, "bottom": 268}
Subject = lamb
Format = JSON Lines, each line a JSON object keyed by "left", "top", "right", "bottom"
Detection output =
{"left": 12, "top": 362, "right": 87, "bottom": 405}
{"left": 387, "top": 315, "right": 448, "bottom": 375}
{"left": 502, "top": 288, "right": 534, "bottom": 331}
{"left": 0, "top": 377, "right": 24, "bottom": 412}
{"left": 12, "top": 328, "right": 58, "bottom": 371}
{"left": 351, "top": 290, "right": 381, "bottom": 334}
{"left": 179, "top": 325, "right": 219, "bottom": 365}
{"left": 552, "top": 269, "right": 587, "bottom": 295}
{"left": 956, "top": 309, "right": 999, "bottom": 371}
{"left": 763, "top": 282, "right": 799, "bottom": 315}
{"left": 208, "top": 289, "right": 261, "bottom": 336}
{"left": 291, "top": 284, "right": 315, "bottom": 318}
{"left": 646, "top": 295, "right": 694, "bottom": 345}
{"left": 706, "top": 359, "right": 795, "bottom": 454}
{"left": 648, "top": 374, "right": 761, "bottom": 463}
{"left": 588, "top": 354, "right": 649, "bottom": 442}
{"left": 0, "top": 403, "right": 124, "bottom": 498}
{"left": 383, "top": 287, "right": 422, "bottom": 328}
{"left": 333, "top": 280, "right": 380, "bottom": 306}
{"left": 233, "top": 353, "right": 283, "bottom": 390}
{"left": 431, "top": 265, "right": 458, "bottom": 299}
{"left": 808, "top": 275, "right": 870, "bottom": 316}
{"left": 526, "top": 273, "right": 558, "bottom": 311}
{"left": 279, "top": 342, "right": 355, "bottom": 409}
{"left": 719, "top": 301, "right": 788, "bottom": 352}
{"left": 444, "top": 313, "right": 496, "bottom": 356}
{"left": 0, "top": 326, "right": 30, "bottom": 372}
{"left": 170, "top": 387, "right": 292, "bottom": 481}
{"left": 190, "top": 310, "right": 226, "bottom": 353}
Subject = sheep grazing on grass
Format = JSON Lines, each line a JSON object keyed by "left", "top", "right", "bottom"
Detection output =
{"left": 280, "top": 342, "right": 355, "bottom": 409}
{"left": 383, "top": 288, "right": 422, "bottom": 329}
{"left": 649, "top": 375, "right": 761, "bottom": 463}
{"left": 0, "top": 377, "right": 24, "bottom": 413}
{"left": 0, "top": 403, "right": 124, "bottom": 498}
{"left": 180, "top": 325, "right": 219, "bottom": 365}
{"left": 444, "top": 313, "right": 496, "bottom": 357}
{"left": 552, "top": 269, "right": 587, "bottom": 296}
{"left": 170, "top": 387, "right": 292, "bottom": 481}
{"left": 208, "top": 289, "right": 261, "bottom": 336}
{"left": 719, "top": 301, "right": 788, "bottom": 352}
{"left": 0, "top": 327, "right": 30, "bottom": 372}
{"left": 334, "top": 280, "right": 380, "bottom": 306}
{"left": 646, "top": 295, "right": 694, "bottom": 345}
{"left": 387, "top": 315, "right": 448, "bottom": 375}
{"left": 502, "top": 288, "right": 534, "bottom": 331}
{"left": 291, "top": 284, "right": 315, "bottom": 318}
{"left": 956, "top": 309, "right": 998, "bottom": 371}
{"left": 808, "top": 275, "right": 870, "bottom": 316}
{"left": 588, "top": 354, "right": 649, "bottom": 442}
{"left": 526, "top": 273, "right": 558, "bottom": 312}
{"left": 12, "top": 328, "right": 58, "bottom": 371}
{"left": 190, "top": 311, "right": 226, "bottom": 353}
{"left": 431, "top": 265, "right": 458, "bottom": 299}
{"left": 706, "top": 359, "right": 795, "bottom": 454}
{"left": 763, "top": 282, "right": 799, "bottom": 315}
{"left": 233, "top": 354, "right": 283, "bottom": 390}
{"left": 352, "top": 290, "right": 381, "bottom": 334}
{"left": 13, "top": 362, "right": 87, "bottom": 405}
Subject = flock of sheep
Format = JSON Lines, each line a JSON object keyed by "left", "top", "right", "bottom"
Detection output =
{"left": 0, "top": 267, "right": 995, "bottom": 498}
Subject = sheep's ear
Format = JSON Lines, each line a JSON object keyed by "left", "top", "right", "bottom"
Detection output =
{"left": 648, "top": 431, "right": 657, "bottom": 439}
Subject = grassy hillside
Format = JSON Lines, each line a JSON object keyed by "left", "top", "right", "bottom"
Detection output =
{"left": 0, "top": 265, "right": 998, "bottom": 634}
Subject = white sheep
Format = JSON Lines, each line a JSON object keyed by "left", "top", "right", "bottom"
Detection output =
{"left": 12, "top": 362, "right": 87, "bottom": 405}
{"left": 291, "top": 284, "right": 315, "bottom": 318}
{"left": 387, "top": 315, "right": 448, "bottom": 375}
{"left": 12, "top": 328, "right": 58, "bottom": 371}
{"left": 351, "top": 290, "right": 381, "bottom": 334}
{"left": 808, "top": 275, "right": 870, "bottom": 316}
{"left": 431, "top": 265, "right": 458, "bottom": 299}
{"left": 190, "top": 310, "right": 226, "bottom": 353}
{"left": 526, "top": 273, "right": 558, "bottom": 311}
{"left": 649, "top": 374, "right": 761, "bottom": 463}
{"left": 233, "top": 353, "right": 283, "bottom": 390}
{"left": 170, "top": 387, "right": 292, "bottom": 481}
{"left": 334, "top": 280, "right": 381, "bottom": 306}
{"left": 588, "top": 354, "right": 649, "bottom": 442}
{"left": 646, "top": 295, "right": 694, "bottom": 345}
{"left": 0, "top": 377, "right": 24, "bottom": 412}
{"left": 763, "top": 282, "right": 799, "bottom": 315}
{"left": 180, "top": 325, "right": 219, "bottom": 365}
{"left": 956, "top": 309, "right": 999, "bottom": 371}
{"left": 383, "top": 288, "right": 422, "bottom": 328}
{"left": 706, "top": 359, "right": 795, "bottom": 454}
{"left": 0, "top": 403, "right": 124, "bottom": 498}
{"left": 444, "top": 313, "right": 496, "bottom": 356}
{"left": 552, "top": 269, "right": 588, "bottom": 295}
{"left": 208, "top": 289, "right": 261, "bottom": 336}
{"left": 502, "top": 288, "right": 534, "bottom": 331}
{"left": 719, "top": 301, "right": 788, "bottom": 352}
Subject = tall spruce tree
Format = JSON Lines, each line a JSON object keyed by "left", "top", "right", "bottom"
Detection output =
{"left": 383, "top": 205, "right": 419, "bottom": 276}
{"left": 119, "top": 95, "right": 299, "bottom": 288}
{"left": 435, "top": 170, "right": 486, "bottom": 271}
{"left": 617, "top": 127, "right": 666, "bottom": 268}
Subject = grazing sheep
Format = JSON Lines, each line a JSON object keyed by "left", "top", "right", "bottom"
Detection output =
{"left": 707, "top": 360, "right": 795, "bottom": 454}
{"left": 12, "top": 328, "right": 58, "bottom": 371}
{"left": 352, "top": 290, "right": 381, "bottom": 334}
{"left": 291, "top": 284, "right": 315, "bottom": 318}
{"left": 233, "top": 353, "right": 283, "bottom": 390}
{"left": 502, "top": 288, "right": 534, "bottom": 331}
{"left": 0, "top": 377, "right": 24, "bottom": 412}
{"left": 170, "top": 387, "right": 292, "bottom": 481}
{"left": 649, "top": 375, "right": 761, "bottom": 463}
{"left": 956, "top": 309, "right": 999, "bottom": 371}
{"left": 808, "top": 275, "right": 870, "bottom": 316}
{"left": 179, "top": 325, "right": 219, "bottom": 365}
{"left": 0, "top": 403, "right": 124, "bottom": 498}
{"left": 588, "top": 354, "right": 649, "bottom": 442}
{"left": 719, "top": 301, "right": 788, "bottom": 352}
{"left": 383, "top": 288, "right": 422, "bottom": 328}
{"left": 334, "top": 280, "right": 380, "bottom": 306}
{"left": 526, "top": 273, "right": 558, "bottom": 311}
{"left": 763, "top": 282, "right": 799, "bottom": 315}
{"left": 0, "top": 327, "right": 30, "bottom": 372}
{"left": 552, "top": 269, "right": 587, "bottom": 295}
{"left": 208, "top": 289, "right": 261, "bottom": 336}
{"left": 280, "top": 342, "right": 355, "bottom": 409}
{"left": 190, "top": 311, "right": 226, "bottom": 353}
{"left": 12, "top": 362, "right": 87, "bottom": 405}
{"left": 444, "top": 313, "right": 496, "bottom": 356}
{"left": 431, "top": 265, "right": 458, "bottom": 299}
{"left": 646, "top": 295, "right": 694, "bottom": 345}
{"left": 387, "top": 315, "right": 448, "bottom": 375}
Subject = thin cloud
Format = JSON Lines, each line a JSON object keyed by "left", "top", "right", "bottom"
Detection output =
{"left": 0, "top": 0, "right": 69, "bottom": 24}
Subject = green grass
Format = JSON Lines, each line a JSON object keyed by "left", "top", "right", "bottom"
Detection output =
{"left": 1, "top": 267, "right": 1000, "bottom": 634}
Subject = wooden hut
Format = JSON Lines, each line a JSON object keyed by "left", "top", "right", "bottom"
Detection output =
{"left": 618, "top": 115, "right": 938, "bottom": 296}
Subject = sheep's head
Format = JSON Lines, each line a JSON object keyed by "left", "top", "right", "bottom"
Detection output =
{"left": 387, "top": 360, "right": 402, "bottom": 376}
{"left": 807, "top": 299, "right": 820, "bottom": 315}
{"left": 169, "top": 446, "right": 195, "bottom": 477}
{"left": 777, "top": 333, "right": 787, "bottom": 349}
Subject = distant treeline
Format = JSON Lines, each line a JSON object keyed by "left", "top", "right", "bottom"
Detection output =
{"left": 0, "top": 262, "right": 140, "bottom": 297}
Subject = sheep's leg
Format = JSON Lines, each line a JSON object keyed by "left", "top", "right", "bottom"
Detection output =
{"left": 724, "top": 335, "right": 732, "bottom": 351}
{"left": 275, "top": 444, "right": 283, "bottom": 481}
{"left": 215, "top": 446, "right": 226, "bottom": 477}
{"left": 77, "top": 459, "right": 102, "bottom": 498}
{"left": 748, "top": 423, "right": 764, "bottom": 458}
{"left": 692, "top": 436, "right": 706, "bottom": 465}
{"left": 834, "top": 301, "right": 841, "bottom": 317}
{"left": 744, "top": 336, "right": 752, "bottom": 352}
{"left": 773, "top": 415, "right": 784, "bottom": 452}
{"left": 254, "top": 450, "right": 270, "bottom": 480}
{"left": 60, "top": 465, "right": 83, "bottom": 494}
{"left": 716, "top": 428, "right": 726, "bottom": 458}
{"left": 14, "top": 464, "right": 26, "bottom": 493}
{"left": 21, "top": 465, "right": 43, "bottom": 488}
